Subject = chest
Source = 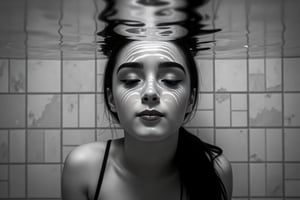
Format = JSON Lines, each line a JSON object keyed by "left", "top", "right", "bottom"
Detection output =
{"left": 93, "top": 164, "right": 187, "bottom": 200}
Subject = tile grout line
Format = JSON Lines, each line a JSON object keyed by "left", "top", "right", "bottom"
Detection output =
{"left": 59, "top": 0, "right": 64, "bottom": 183}
{"left": 245, "top": 0, "right": 251, "bottom": 197}
{"left": 24, "top": 0, "right": 28, "bottom": 198}
{"left": 280, "top": 0, "right": 286, "bottom": 198}
{"left": 212, "top": 0, "right": 216, "bottom": 146}
{"left": 93, "top": 0, "right": 98, "bottom": 141}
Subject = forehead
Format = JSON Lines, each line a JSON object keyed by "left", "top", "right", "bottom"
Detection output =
{"left": 115, "top": 41, "right": 187, "bottom": 68}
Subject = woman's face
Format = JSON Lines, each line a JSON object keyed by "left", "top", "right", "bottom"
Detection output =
{"left": 108, "top": 41, "right": 194, "bottom": 141}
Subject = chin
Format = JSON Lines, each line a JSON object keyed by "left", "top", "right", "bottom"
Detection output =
{"left": 132, "top": 126, "right": 175, "bottom": 142}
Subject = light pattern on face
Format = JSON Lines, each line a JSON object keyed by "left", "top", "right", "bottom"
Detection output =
{"left": 111, "top": 41, "right": 192, "bottom": 141}
{"left": 124, "top": 42, "right": 178, "bottom": 62}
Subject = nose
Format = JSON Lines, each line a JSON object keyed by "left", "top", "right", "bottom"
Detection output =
{"left": 142, "top": 93, "right": 160, "bottom": 104}
{"left": 141, "top": 81, "right": 160, "bottom": 105}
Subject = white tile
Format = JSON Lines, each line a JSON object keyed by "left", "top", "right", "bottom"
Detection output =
{"left": 232, "top": 111, "right": 247, "bottom": 127}
{"left": 45, "top": 130, "right": 61, "bottom": 162}
{"left": 232, "top": 163, "right": 248, "bottom": 196}
{"left": 198, "top": 93, "right": 214, "bottom": 110}
{"left": 187, "top": 110, "right": 214, "bottom": 127}
{"left": 284, "top": 93, "right": 300, "bottom": 126}
{"left": 266, "top": 129, "right": 282, "bottom": 161}
{"left": 97, "top": 94, "right": 116, "bottom": 128}
{"left": 285, "top": 180, "right": 300, "bottom": 196}
{"left": 10, "top": 59, "right": 26, "bottom": 93}
{"left": 285, "top": 129, "right": 300, "bottom": 161}
{"left": 0, "top": 181, "right": 8, "bottom": 198}
{"left": 79, "top": 94, "right": 95, "bottom": 127}
{"left": 249, "top": 93, "right": 282, "bottom": 127}
{"left": 63, "top": 129, "right": 95, "bottom": 145}
{"left": 249, "top": 58, "right": 265, "bottom": 91}
{"left": 63, "top": 94, "right": 78, "bottom": 127}
{"left": 285, "top": 163, "right": 300, "bottom": 179}
{"left": 231, "top": 94, "right": 247, "bottom": 110}
{"left": 27, "top": 95, "right": 60, "bottom": 128}
{"left": 250, "top": 129, "right": 265, "bottom": 162}
{"left": 9, "top": 165, "right": 25, "bottom": 197}
{"left": 0, "top": 95, "right": 25, "bottom": 128}
{"left": 197, "top": 60, "right": 213, "bottom": 92}
{"left": 27, "top": 130, "right": 44, "bottom": 162}
{"left": 0, "top": 60, "right": 9, "bottom": 92}
{"left": 0, "top": 165, "right": 8, "bottom": 180}
{"left": 0, "top": 131, "right": 8, "bottom": 163}
{"left": 266, "top": 58, "right": 281, "bottom": 91}
{"left": 216, "top": 94, "right": 230, "bottom": 127}
{"left": 266, "top": 163, "right": 283, "bottom": 196}
{"left": 97, "top": 59, "right": 107, "bottom": 93}
{"left": 284, "top": 58, "right": 300, "bottom": 91}
{"left": 250, "top": 163, "right": 266, "bottom": 196}
{"left": 97, "top": 74, "right": 104, "bottom": 93}
{"left": 97, "top": 129, "right": 114, "bottom": 141}
{"left": 63, "top": 60, "right": 95, "bottom": 92}
{"left": 215, "top": 59, "right": 247, "bottom": 92}
{"left": 27, "top": 164, "right": 61, "bottom": 198}
{"left": 28, "top": 60, "right": 60, "bottom": 92}
{"left": 97, "top": 59, "right": 107, "bottom": 74}
{"left": 9, "top": 130, "right": 26, "bottom": 162}
{"left": 216, "top": 129, "right": 248, "bottom": 161}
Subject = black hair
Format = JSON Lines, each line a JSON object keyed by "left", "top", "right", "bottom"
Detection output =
{"left": 102, "top": 38, "right": 228, "bottom": 200}
{"left": 102, "top": 38, "right": 198, "bottom": 123}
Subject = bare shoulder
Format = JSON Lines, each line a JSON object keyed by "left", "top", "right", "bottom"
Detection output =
{"left": 214, "top": 154, "right": 233, "bottom": 200}
{"left": 62, "top": 141, "right": 108, "bottom": 200}
{"left": 64, "top": 141, "right": 107, "bottom": 168}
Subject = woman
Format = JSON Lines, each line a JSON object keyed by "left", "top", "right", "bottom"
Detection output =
{"left": 62, "top": 39, "right": 232, "bottom": 200}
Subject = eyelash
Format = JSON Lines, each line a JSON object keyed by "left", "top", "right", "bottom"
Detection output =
{"left": 120, "top": 79, "right": 182, "bottom": 87}
{"left": 161, "top": 79, "right": 182, "bottom": 86}
{"left": 121, "top": 79, "right": 141, "bottom": 86}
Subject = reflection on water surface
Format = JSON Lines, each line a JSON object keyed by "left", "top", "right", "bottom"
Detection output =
{"left": 0, "top": 0, "right": 299, "bottom": 59}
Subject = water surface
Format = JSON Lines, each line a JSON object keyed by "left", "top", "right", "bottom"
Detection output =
{"left": 0, "top": 0, "right": 299, "bottom": 59}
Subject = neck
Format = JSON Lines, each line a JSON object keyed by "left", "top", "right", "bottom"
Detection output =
{"left": 121, "top": 130, "right": 179, "bottom": 179}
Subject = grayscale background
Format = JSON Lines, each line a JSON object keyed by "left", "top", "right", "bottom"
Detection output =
{"left": 0, "top": 0, "right": 299, "bottom": 199}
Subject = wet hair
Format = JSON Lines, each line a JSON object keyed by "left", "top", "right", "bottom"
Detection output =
{"left": 102, "top": 38, "right": 198, "bottom": 123}
{"left": 102, "top": 39, "right": 227, "bottom": 200}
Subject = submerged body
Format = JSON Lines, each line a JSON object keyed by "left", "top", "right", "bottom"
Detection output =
{"left": 62, "top": 41, "right": 232, "bottom": 200}
{"left": 62, "top": 136, "right": 232, "bottom": 200}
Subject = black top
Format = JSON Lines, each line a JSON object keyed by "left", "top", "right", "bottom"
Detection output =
{"left": 94, "top": 139, "right": 112, "bottom": 200}
{"left": 93, "top": 139, "right": 183, "bottom": 200}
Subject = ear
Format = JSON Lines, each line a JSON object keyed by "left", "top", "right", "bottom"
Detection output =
{"left": 186, "top": 88, "right": 196, "bottom": 113}
{"left": 106, "top": 88, "right": 116, "bottom": 112}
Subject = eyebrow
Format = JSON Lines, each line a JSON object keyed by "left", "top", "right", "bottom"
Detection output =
{"left": 117, "top": 62, "right": 143, "bottom": 74}
{"left": 117, "top": 61, "right": 186, "bottom": 74}
{"left": 158, "top": 62, "right": 186, "bottom": 74}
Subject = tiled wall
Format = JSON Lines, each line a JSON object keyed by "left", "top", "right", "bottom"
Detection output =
{"left": 0, "top": 57, "right": 300, "bottom": 199}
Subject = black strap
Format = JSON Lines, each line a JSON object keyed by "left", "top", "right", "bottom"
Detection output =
{"left": 94, "top": 140, "right": 112, "bottom": 200}
{"left": 180, "top": 175, "right": 183, "bottom": 200}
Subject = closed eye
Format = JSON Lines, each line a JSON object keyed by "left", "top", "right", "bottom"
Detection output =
{"left": 121, "top": 79, "right": 141, "bottom": 87}
{"left": 161, "top": 79, "right": 182, "bottom": 87}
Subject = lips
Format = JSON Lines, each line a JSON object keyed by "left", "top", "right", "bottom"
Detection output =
{"left": 137, "top": 110, "right": 164, "bottom": 117}
{"left": 137, "top": 110, "right": 164, "bottom": 121}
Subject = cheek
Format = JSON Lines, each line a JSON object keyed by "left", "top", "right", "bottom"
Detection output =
{"left": 114, "top": 86, "right": 141, "bottom": 111}
{"left": 161, "top": 86, "right": 189, "bottom": 111}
